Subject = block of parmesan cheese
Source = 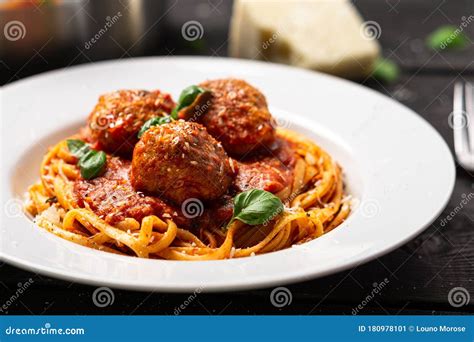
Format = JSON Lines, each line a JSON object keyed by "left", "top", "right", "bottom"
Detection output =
{"left": 229, "top": 0, "right": 380, "bottom": 79}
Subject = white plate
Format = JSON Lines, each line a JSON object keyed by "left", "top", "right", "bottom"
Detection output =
{"left": 0, "top": 57, "right": 455, "bottom": 292}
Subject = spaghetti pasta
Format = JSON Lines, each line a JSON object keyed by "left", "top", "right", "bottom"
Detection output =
{"left": 25, "top": 128, "right": 351, "bottom": 260}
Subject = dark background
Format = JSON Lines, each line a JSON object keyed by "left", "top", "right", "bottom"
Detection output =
{"left": 1, "top": 0, "right": 473, "bottom": 315}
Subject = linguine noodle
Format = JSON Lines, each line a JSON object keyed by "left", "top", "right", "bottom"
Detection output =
{"left": 25, "top": 128, "right": 351, "bottom": 260}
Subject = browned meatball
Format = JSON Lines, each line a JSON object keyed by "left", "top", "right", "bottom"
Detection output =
{"left": 198, "top": 79, "right": 276, "bottom": 156}
{"left": 130, "top": 120, "right": 234, "bottom": 204}
{"left": 86, "top": 90, "right": 175, "bottom": 157}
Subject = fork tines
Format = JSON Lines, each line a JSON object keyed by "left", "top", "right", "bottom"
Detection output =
{"left": 453, "top": 82, "right": 474, "bottom": 171}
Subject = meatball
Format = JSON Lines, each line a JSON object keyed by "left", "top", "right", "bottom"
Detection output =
{"left": 130, "top": 120, "right": 234, "bottom": 204}
{"left": 86, "top": 89, "right": 174, "bottom": 157}
{"left": 74, "top": 157, "right": 191, "bottom": 228}
{"left": 198, "top": 78, "right": 276, "bottom": 156}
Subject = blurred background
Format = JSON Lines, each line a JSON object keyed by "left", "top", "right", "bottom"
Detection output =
{"left": 1, "top": 0, "right": 473, "bottom": 315}
{"left": 1, "top": 0, "right": 473, "bottom": 83}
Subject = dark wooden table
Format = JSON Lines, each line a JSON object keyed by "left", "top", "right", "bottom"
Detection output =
{"left": 1, "top": 0, "right": 473, "bottom": 315}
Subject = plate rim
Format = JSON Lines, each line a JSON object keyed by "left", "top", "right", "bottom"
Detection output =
{"left": 0, "top": 56, "right": 456, "bottom": 292}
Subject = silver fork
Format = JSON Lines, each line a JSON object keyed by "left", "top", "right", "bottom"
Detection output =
{"left": 453, "top": 82, "right": 474, "bottom": 171}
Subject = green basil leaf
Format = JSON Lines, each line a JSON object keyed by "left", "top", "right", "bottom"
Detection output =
{"left": 78, "top": 150, "right": 107, "bottom": 180}
{"left": 171, "top": 85, "right": 207, "bottom": 119}
{"left": 371, "top": 58, "right": 399, "bottom": 84}
{"left": 426, "top": 25, "right": 468, "bottom": 50}
{"left": 66, "top": 139, "right": 89, "bottom": 159}
{"left": 67, "top": 139, "right": 107, "bottom": 180}
{"left": 229, "top": 189, "right": 284, "bottom": 227}
{"left": 138, "top": 116, "right": 172, "bottom": 138}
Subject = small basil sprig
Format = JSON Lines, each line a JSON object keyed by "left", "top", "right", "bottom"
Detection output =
{"left": 78, "top": 150, "right": 107, "bottom": 180}
{"left": 138, "top": 116, "right": 172, "bottom": 138}
{"left": 227, "top": 189, "right": 284, "bottom": 227}
{"left": 171, "top": 85, "right": 208, "bottom": 119}
{"left": 372, "top": 58, "right": 399, "bottom": 84}
{"left": 426, "top": 25, "right": 468, "bottom": 50}
{"left": 66, "top": 139, "right": 107, "bottom": 180}
{"left": 67, "top": 139, "right": 89, "bottom": 157}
